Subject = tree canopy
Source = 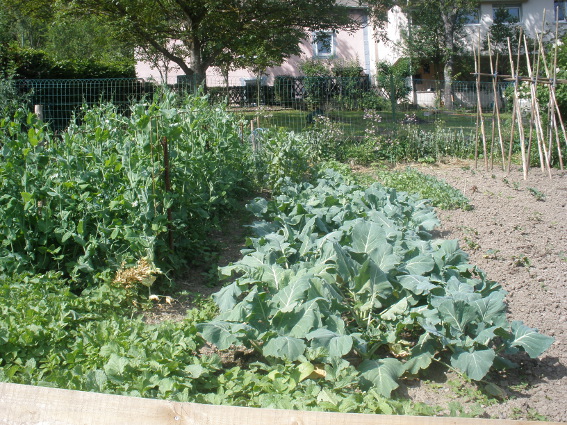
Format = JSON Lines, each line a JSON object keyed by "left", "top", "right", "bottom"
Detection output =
{"left": 397, "top": 0, "right": 479, "bottom": 108}
{"left": 65, "top": 0, "right": 371, "bottom": 83}
{"left": 0, "top": 0, "right": 134, "bottom": 78}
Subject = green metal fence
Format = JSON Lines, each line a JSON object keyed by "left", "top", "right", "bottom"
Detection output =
{"left": 14, "top": 78, "right": 155, "bottom": 131}
{"left": 10, "top": 76, "right": 511, "bottom": 135}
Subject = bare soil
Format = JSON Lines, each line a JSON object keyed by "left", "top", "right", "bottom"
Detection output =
{"left": 408, "top": 160, "right": 567, "bottom": 422}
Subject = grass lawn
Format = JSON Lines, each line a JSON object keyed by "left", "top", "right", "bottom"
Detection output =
{"left": 232, "top": 106, "right": 510, "bottom": 138}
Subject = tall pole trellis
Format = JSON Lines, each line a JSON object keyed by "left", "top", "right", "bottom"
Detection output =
{"left": 473, "top": 9, "right": 567, "bottom": 179}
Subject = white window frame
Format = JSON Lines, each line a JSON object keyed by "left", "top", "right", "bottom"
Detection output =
{"left": 313, "top": 31, "right": 335, "bottom": 58}
{"left": 555, "top": 1, "right": 567, "bottom": 22}
{"left": 492, "top": 4, "right": 522, "bottom": 23}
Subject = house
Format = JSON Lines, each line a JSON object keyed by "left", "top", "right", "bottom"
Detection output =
{"left": 135, "top": 1, "right": 376, "bottom": 86}
{"left": 135, "top": 0, "right": 566, "bottom": 91}
{"left": 378, "top": 0, "right": 567, "bottom": 74}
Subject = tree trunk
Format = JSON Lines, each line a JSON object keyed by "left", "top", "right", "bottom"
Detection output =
{"left": 442, "top": 13, "right": 455, "bottom": 110}
{"left": 189, "top": 41, "right": 208, "bottom": 88}
{"left": 443, "top": 56, "right": 454, "bottom": 110}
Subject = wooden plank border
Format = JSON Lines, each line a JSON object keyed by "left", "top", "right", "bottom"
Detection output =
{"left": 0, "top": 382, "right": 561, "bottom": 425}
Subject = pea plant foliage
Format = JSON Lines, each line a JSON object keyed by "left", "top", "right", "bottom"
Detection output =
{"left": 200, "top": 170, "right": 553, "bottom": 396}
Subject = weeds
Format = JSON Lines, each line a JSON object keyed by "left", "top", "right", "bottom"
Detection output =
{"left": 527, "top": 187, "right": 546, "bottom": 201}
{"left": 376, "top": 167, "right": 472, "bottom": 210}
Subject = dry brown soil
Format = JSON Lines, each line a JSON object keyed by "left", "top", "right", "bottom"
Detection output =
{"left": 407, "top": 161, "right": 567, "bottom": 422}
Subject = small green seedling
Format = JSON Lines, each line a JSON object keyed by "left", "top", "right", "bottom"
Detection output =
{"left": 527, "top": 187, "right": 545, "bottom": 201}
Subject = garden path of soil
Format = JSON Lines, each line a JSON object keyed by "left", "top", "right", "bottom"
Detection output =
{"left": 408, "top": 161, "right": 567, "bottom": 422}
{"left": 150, "top": 161, "right": 567, "bottom": 421}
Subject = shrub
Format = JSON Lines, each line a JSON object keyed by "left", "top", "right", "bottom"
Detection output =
{"left": 1, "top": 44, "right": 135, "bottom": 79}
{"left": 250, "top": 128, "right": 312, "bottom": 192}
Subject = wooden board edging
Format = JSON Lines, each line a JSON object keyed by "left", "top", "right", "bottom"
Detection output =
{"left": 0, "top": 382, "right": 562, "bottom": 425}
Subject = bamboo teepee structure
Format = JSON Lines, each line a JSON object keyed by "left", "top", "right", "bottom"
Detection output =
{"left": 473, "top": 9, "right": 566, "bottom": 179}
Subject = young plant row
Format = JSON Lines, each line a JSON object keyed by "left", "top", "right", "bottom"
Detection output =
{"left": 0, "top": 92, "right": 250, "bottom": 288}
{"left": 0, "top": 272, "right": 438, "bottom": 414}
{"left": 200, "top": 170, "right": 554, "bottom": 396}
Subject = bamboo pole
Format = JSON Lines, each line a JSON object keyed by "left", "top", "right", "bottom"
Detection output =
{"left": 487, "top": 35, "right": 506, "bottom": 170}
{"left": 474, "top": 73, "right": 567, "bottom": 84}
{"left": 161, "top": 136, "right": 174, "bottom": 253}
{"left": 507, "top": 98, "right": 517, "bottom": 174}
{"left": 507, "top": 34, "right": 528, "bottom": 179}
{"left": 474, "top": 58, "right": 481, "bottom": 170}
{"left": 487, "top": 36, "right": 496, "bottom": 170}
{"left": 523, "top": 36, "right": 541, "bottom": 173}
{"left": 490, "top": 91, "right": 497, "bottom": 170}
{"left": 551, "top": 8, "right": 567, "bottom": 156}
{"left": 535, "top": 12, "right": 553, "bottom": 175}
{"left": 539, "top": 11, "right": 557, "bottom": 171}
{"left": 475, "top": 28, "right": 488, "bottom": 170}
{"left": 540, "top": 8, "right": 565, "bottom": 169}
{"left": 524, "top": 35, "right": 551, "bottom": 176}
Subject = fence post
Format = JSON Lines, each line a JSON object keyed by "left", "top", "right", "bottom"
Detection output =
{"left": 34, "top": 104, "right": 44, "bottom": 121}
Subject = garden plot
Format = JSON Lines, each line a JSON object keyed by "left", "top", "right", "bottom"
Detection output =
{"left": 408, "top": 161, "right": 567, "bottom": 421}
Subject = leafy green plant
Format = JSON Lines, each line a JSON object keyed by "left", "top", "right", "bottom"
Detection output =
{"left": 376, "top": 59, "right": 412, "bottom": 103}
{"left": 200, "top": 169, "right": 553, "bottom": 397}
{"left": 0, "top": 272, "right": 220, "bottom": 399}
{"left": 0, "top": 91, "right": 252, "bottom": 287}
{"left": 250, "top": 128, "right": 312, "bottom": 192}
{"left": 376, "top": 168, "right": 472, "bottom": 210}
{"left": 0, "top": 271, "right": 442, "bottom": 415}
{"left": 526, "top": 187, "right": 545, "bottom": 201}
{"left": 304, "top": 115, "right": 346, "bottom": 162}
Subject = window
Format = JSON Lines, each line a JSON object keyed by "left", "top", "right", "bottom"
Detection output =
{"left": 313, "top": 32, "right": 335, "bottom": 57}
{"left": 492, "top": 4, "right": 521, "bottom": 23}
{"left": 556, "top": 1, "right": 567, "bottom": 21}
{"left": 463, "top": 7, "right": 481, "bottom": 24}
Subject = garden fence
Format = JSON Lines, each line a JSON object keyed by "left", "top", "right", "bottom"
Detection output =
{"left": 10, "top": 76, "right": 510, "bottom": 135}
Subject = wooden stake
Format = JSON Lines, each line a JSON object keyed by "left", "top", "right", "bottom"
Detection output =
{"left": 507, "top": 34, "right": 528, "bottom": 179}
{"left": 475, "top": 28, "right": 488, "bottom": 170}
{"left": 250, "top": 119, "right": 256, "bottom": 152}
{"left": 525, "top": 35, "right": 551, "bottom": 176}
{"left": 552, "top": 9, "right": 565, "bottom": 168}
{"left": 487, "top": 35, "right": 506, "bottom": 170}
{"left": 523, "top": 37, "right": 541, "bottom": 173}
{"left": 161, "top": 136, "right": 174, "bottom": 253}
{"left": 507, "top": 98, "right": 517, "bottom": 174}
{"left": 34, "top": 104, "right": 44, "bottom": 121}
{"left": 474, "top": 53, "right": 481, "bottom": 170}
{"left": 544, "top": 8, "right": 565, "bottom": 169}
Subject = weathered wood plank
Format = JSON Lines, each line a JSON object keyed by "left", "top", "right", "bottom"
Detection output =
{"left": 0, "top": 382, "right": 561, "bottom": 425}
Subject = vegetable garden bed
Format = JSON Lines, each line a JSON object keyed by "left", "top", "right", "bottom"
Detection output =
{"left": 1, "top": 91, "right": 564, "bottom": 422}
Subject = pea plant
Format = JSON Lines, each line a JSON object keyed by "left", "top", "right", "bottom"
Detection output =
{"left": 0, "top": 92, "right": 251, "bottom": 288}
{"left": 200, "top": 170, "right": 553, "bottom": 396}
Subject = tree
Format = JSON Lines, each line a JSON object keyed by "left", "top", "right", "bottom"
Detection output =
{"left": 377, "top": 58, "right": 412, "bottom": 103}
{"left": 65, "top": 0, "right": 368, "bottom": 85}
{"left": 44, "top": 15, "right": 133, "bottom": 63}
{"left": 0, "top": 0, "right": 134, "bottom": 73}
{"left": 486, "top": 7, "right": 523, "bottom": 57}
{"left": 397, "top": 0, "right": 479, "bottom": 109}
{"left": 0, "top": 0, "right": 54, "bottom": 48}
